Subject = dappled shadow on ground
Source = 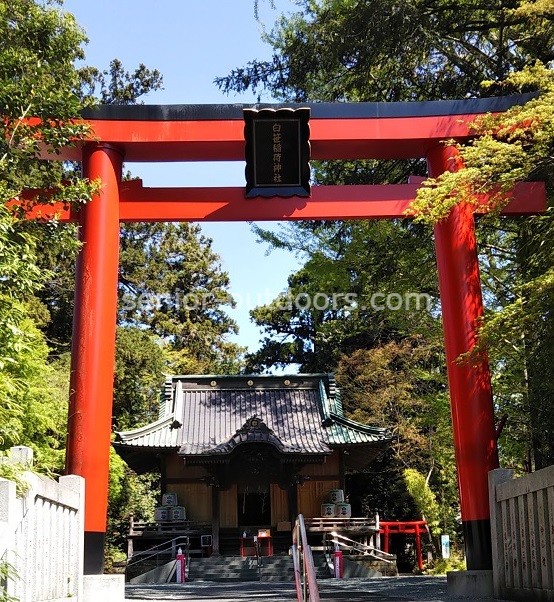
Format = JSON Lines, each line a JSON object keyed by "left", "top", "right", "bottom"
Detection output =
{"left": 125, "top": 575, "right": 451, "bottom": 601}
{"left": 125, "top": 575, "right": 509, "bottom": 602}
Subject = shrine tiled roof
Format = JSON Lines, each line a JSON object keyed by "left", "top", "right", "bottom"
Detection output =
{"left": 114, "top": 374, "right": 390, "bottom": 463}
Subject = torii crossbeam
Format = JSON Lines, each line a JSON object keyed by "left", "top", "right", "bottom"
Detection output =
{"left": 30, "top": 95, "right": 544, "bottom": 573}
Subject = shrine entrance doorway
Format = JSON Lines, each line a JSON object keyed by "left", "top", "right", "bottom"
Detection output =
{"left": 238, "top": 485, "right": 271, "bottom": 528}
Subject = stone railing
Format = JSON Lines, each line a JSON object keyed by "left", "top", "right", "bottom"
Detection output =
{"left": 0, "top": 446, "right": 84, "bottom": 602}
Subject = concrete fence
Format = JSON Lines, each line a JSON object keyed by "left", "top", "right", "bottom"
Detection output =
{"left": 489, "top": 465, "right": 554, "bottom": 602}
{"left": 0, "top": 446, "right": 85, "bottom": 602}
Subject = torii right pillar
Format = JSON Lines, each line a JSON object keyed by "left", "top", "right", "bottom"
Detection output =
{"left": 428, "top": 145, "right": 499, "bottom": 570}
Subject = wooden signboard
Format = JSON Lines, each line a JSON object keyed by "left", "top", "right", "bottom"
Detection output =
{"left": 244, "top": 107, "right": 310, "bottom": 198}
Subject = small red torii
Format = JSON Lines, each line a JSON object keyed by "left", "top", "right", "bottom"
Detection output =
{"left": 23, "top": 95, "right": 545, "bottom": 574}
{"left": 380, "top": 520, "right": 429, "bottom": 571}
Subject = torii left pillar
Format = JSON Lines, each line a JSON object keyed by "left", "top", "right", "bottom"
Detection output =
{"left": 66, "top": 144, "right": 123, "bottom": 574}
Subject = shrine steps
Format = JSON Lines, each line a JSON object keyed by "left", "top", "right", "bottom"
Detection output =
{"left": 187, "top": 554, "right": 331, "bottom": 582}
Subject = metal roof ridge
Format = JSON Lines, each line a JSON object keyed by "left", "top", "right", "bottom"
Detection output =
{"left": 318, "top": 378, "right": 333, "bottom": 420}
{"left": 214, "top": 416, "right": 314, "bottom": 449}
{"left": 190, "top": 433, "right": 331, "bottom": 456}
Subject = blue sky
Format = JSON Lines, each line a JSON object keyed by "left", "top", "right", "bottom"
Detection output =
{"left": 63, "top": 0, "right": 302, "bottom": 354}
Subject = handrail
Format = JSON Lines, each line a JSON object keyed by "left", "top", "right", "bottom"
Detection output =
{"left": 324, "top": 531, "right": 396, "bottom": 563}
{"left": 130, "top": 518, "right": 212, "bottom": 533}
{"left": 254, "top": 537, "right": 263, "bottom": 581}
{"left": 303, "top": 516, "right": 378, "bottom": 530}
{"left": 126, "top": 535, "right": 190, "bottom": 568}
{"left": 182, "top": 538, "right": 191, "bottom": 583}
{"left": 292, "top": 514, "right": 320, "bottom": 602}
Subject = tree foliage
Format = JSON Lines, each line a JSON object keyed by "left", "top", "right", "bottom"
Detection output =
{"left": 410, "top": 63, "right": 554, "bottom": 221}
{"left": 218, "top": 0, "right": 554, "bottom": 102}
{"left": 0, "top": 0, "right": 98, "bottom": 207}
{"left": 106, "top": 448, "right": 158, "bottom": 568}
{"left": 404, "top": 469, "right": 441, "bottom": 536}
{"left": 113, "top": 327, "right": 166, "bottom": 431}
{"left": 79, "top": 58, "right": 163, "bottom": 105}
{"left": 335, "top": 339, "right": 445, "bottom": 466}
{"left": 118, "top": 222, "right": 242, "bottom": 374}
{"left": 246, "top": 219, "right": 440, "bottom": 372}
{"left": 0, "top": 0, "right": 97, "bottom": 472}
{"left": 0, "top": 313, "right": 69, "bottom": 472}
{"left": 335, "top": 338, "right": 460, "bottom": 535}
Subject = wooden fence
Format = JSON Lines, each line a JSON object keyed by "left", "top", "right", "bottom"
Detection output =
{"left": 0, "top": 447, "right": 85, "bottom": 602}
{"left": 489, "top": 465, "right": 554, "bottom": 601}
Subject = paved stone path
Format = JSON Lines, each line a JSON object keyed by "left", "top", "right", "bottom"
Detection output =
{"left": 125, "top": 575, "right": 501, "bottom": 601}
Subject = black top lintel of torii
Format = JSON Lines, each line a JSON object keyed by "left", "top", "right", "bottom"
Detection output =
{"left": 80, "top": 93, "right": 536, "bottom": 122}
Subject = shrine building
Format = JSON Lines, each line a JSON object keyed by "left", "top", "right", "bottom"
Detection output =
{"left": 114, "top": 373, "right": 390, "bottom": 556}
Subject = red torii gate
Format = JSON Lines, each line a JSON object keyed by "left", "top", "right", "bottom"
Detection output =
{"left": 380, "top": 520, "right": 428, "bottom": 571}
{"left": 33, "top": 96, "right": 544, "bottom": 573}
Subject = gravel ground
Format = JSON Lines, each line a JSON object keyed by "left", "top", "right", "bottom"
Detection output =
{"left": 125, "top": 575, "right": 504, "bottom": 601}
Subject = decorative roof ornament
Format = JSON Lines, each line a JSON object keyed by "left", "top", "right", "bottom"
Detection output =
{"left": 236, "top": 416, "right": 274, "bottom": 436}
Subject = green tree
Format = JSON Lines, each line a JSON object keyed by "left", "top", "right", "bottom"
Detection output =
{"left": 0, "top": 0, "right": 97, "bottom": 471}
{"left": 106, "top": 448, "right": 158, "bottom": 569}
{"left": 335, "top": 338, "right": 460, "bottom": 538}
{"left": 246, "top": 219, "right": 440, "bottom": 372}
{"left": 0, "top": 0, "right": 97, "bottom": 206}
{"left": 220, "top": 0, "right": 554, "bottom": 103}
{"left": 79, "top": 57, "right": 163, "bottom": 105}
{"left": 404, "top": 469, "right": 441, "bottom": 536}
{"left": 36, "top": 56, "right": 163, "bottom": 356}
{"left": 118, "top": 222, "right": 243, "bottom": 375}
{"left": 335, "top": 339, "right": 445, "bottom": 468}
{"left": 0, "top": 312, "right": 70, "bottom": 473}
{"left": 113, "top": 327, "right": 167, "bottom": 431}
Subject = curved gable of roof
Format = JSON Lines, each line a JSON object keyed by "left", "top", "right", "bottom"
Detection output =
{"left": 192, "top": 415, "right": 309, "bottom": 457}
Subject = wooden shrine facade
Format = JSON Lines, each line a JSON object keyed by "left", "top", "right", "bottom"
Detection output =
{"left": 114, "top": 374, "right": 390, "bottom": 555}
